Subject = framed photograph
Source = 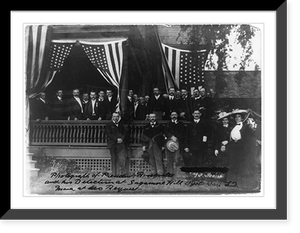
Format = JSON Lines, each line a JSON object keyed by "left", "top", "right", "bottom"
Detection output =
{"left": 5, "top": 1, "right": 286, "bottom": 220}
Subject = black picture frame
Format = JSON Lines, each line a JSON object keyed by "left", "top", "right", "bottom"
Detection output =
{"left": 4, "top": 1, "right": 287, "bottom": 220}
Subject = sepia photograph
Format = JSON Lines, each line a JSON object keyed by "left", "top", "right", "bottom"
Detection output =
{"left": 25, "top": 23, "right": 262, "bottom": 195}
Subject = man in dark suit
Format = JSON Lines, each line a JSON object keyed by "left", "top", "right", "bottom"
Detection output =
{"left": 81, "top": 92, "right": 89, "bottom": 110}
{"left": 141, "top": 113, "right": 165, "bottom": 175}
{"left": 66, "top": 89, "right": 84, "bottom": 120}
{"left": 103, "top": 89, "right": 118, "bottom": 120}
{"left": 124, "top": 89, "right": 134, "bottom": 122}
{"left": 50, "top": 89, "right": 67, "bottom": 120}
{"left": 178, "top": 89, "right": 192, "bottom": 121}
{"left": 105, "top": 112, "right": 128, "bottom": 175}
{"left": 30, "top": 92, "right": 50, "bottom": 121}
{"left": 84, "top": 91, "right": 102, "bottom": 120}
{"left": 164, "top": 87, "right": 181, "bottom": 120}
{"left": 191, "top": 88, "right": 214, "bottom": 120}
{"left": 164, "top": 111, "right": 186, "bottom": 175}
{"left": 184, "top": 109, "right": 209, "bottom": 167}
{"left": 149, "top": 87, "right": 165, "bottom": 120}
{"left": 135, "top": 97, "right": 147, "bottom": 120}
{"left": 144, "top": 95, "right": 150, "bottom": 119}
{"left": 97, "top": 90, "right": 106, "bottom": 120}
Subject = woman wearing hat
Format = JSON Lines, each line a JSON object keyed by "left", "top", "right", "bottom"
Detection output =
{"left": 213, "top": 112, "right": 233, "bottom": 168}
{"left": 226, "top": 109, "right": 259, "bottom": 189}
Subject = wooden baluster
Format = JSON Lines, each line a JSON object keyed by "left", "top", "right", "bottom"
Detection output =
{"left": 94, "top": 125, "right": 98, "bottom": 144}
{"left": 38, "top": 125, "right": 42, "bottom": 143}
{"left": 31, "top": 125, "right": 37, "bottom": 143}
{"left": 70, "top": 125, "right": 74, "bottom": 143}
{"left": 97, "top": 125, "right": 101, "bottom": 143}
{"left": 50, "top": 125, "right": 55, "bottom": 143}
{"left": 41, "top": 125, "right": 46, "bottom": 143}
{"left": 134, "top": 125, "right": 138, "bottom": 144}
{"left": 88, "top": 125, "right": 92, "bottom": 143}
{"left": 58, "top": 125, "right": 62, "bottom": 143}
{"left": 55, "top": 125, "right": 60, "bottom": 143}
{"left": 130, "top": 125, "right": 134, "bottom": 144}
{"left": 83, "top": 124, "right": 87, "bottom": 143}
{"left": 137, "top": 125, "right": 141, "bottom": 144}
{"left": 99, "top": 125, "right": 104, "bottom": 143}
{"left": 34, "top": 125, "right": 39, "bottom": 143}
{"left": 64, "top": 124, "right": 69, "bottom": 143}
{"left": 76, "top": 125, "right": 81, "bottom": 143}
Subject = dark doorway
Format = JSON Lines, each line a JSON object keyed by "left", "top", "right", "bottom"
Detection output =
{"left": 45, "top": 42, "right": 114, "bottom": 100}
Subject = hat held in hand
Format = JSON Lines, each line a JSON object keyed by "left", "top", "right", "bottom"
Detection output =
{"left": 166, "top": 139, "right": 179, "bottom": 152}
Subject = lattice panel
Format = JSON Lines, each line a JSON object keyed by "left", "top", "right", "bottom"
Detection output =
{"left": 129, "top": 159, "right": 152, "bottom": 173}
{"left": 75, "top": 158, "right": 111, "bottom": 172}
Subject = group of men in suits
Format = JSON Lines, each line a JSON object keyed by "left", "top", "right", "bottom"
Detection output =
{"left": 124, "top": 86, "right": 214, "bottom": 122}
{"left": 30, "top": 88, "right": 118, "bottom": 121}
{"left": 30, "top": 87, "right": 260, "bottom": 187}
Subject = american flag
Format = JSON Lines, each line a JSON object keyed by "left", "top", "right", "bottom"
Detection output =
{"left": 81, "top": 39, "right": 126, "bottom": 90}
{"left": 80, "top": 39, "right": 127, "bottom": 111}
{"left": 161, "top": 43, "right": 207, "bottom": 90}
{"left": 48, "top": 42, "right": 74, "bottom": 70}
{"left": 45, "top": 41, "right": 75, "bottom": 91}
{"left": 26, "top": 25, "right": 53, "bottom": 98}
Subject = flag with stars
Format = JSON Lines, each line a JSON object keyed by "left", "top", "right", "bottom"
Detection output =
{"left": 48, "top": 42, "right": 74, "bottom": 70}
{"left": 45, "top": 41, "right": 75, "bottom": 91}
{"left": 80, "top": 39, "right": 127, "bottom": 112}
{"left": 161, "top": 43, "right": 208, "bottom": 90}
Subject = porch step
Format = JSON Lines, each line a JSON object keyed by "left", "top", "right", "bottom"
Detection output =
{"left": 28, "top": 168, "right": 40, "bottom": 178}
{"left": 27, "top": 152, "right": 39, "bottom": 178}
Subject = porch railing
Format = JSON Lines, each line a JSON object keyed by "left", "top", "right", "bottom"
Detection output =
{"left": 29, "top": 120, "right": 190, "bottom": 147}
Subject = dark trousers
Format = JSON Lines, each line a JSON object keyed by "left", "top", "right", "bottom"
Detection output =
{"left": 165, "top": 145, "right": 181, "bottom": 175}
{"left": 215, "top": 151, "right": 229, "bottom": 167}
{"left": 147, "top": 141, "right": 164, "bottom": 175}
{"left": 190, "top": 149, "right": 206, "bottom": 167}
{"left": 110, "top": 143, "right": 128, "bottom": 175}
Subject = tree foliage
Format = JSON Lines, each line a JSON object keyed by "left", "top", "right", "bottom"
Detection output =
{"left": 177, "top": 24, "right": 260, "bottom": 71}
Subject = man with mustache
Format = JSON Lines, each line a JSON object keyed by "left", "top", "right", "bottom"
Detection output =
{"left": 184, "top": 109, "right": 209, "bottom": 167}
{"left": 67, "top": 88, "right": 84, "bottom": 120}
{"left": 164, "top": 111, "right": 186, "bottom": 175}
{"left": 105, "top": 112, "right": 128, "bottom": 175}
{"left": 141, "top": 113, "right": 165, "bottom": 175}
